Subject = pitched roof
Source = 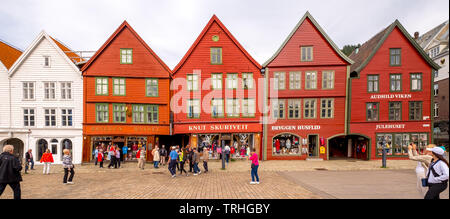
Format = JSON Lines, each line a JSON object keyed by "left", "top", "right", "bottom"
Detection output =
{"left": 81, "top": 20, "right": 172, "bottom": 76}
{"left": 172, "top": 15, "right": 261, "bottom": 74}
{"left": 50, "top": 37, "right": 85, "bottom": 64}
{"left": 8, "top": 30, "right": 81, "bottom": 77}
{"left": 0, "top": 39, "right": 23, "bottom": 70}
{"left": 349, "top": 20, "right": 441, "bottom": 73}
{"left": 417, "top": 20, "right": 448, "bottom": 49}
{"left": 263, "top": 11, "right": 353, "bottom": 67}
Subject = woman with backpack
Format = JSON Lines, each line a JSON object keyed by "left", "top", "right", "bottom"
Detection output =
{"left": 424, "top": 147, "right": 449, "bottom": 199}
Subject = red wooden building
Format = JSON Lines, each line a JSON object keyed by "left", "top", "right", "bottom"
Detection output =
{"left": 171, "top": 15, "right": 263, "bottom": 158}
{"left": 81, "top": 21, "right": 172, "bottom": 162}
{"left": 262, "top": 12, "right": 353, "bottom": 160}
{"left": 348, "top": 20, "right": 440, "bottom": 160}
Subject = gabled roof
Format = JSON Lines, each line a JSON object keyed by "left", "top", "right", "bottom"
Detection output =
{"left": 50, "top": 36, "right": 85, "bottom": 63}
{"left": 263, "top": 11, "right": 353, "bottom": 67}
{"left": 81, "top": 20, "right": 172, "bottom": 76}
{"left": 8, "top": 30, "right": 81, "bottom": 77}
{"left": 349, "top": 20, "right": 441, "bottom": 73}
{"left": 172, "top": 15, "right": 261, "bottom": 74}
{"left": 417, "top": 20, "right": 448, "bottom": 49}
{"left": 0, "top": 39, "right": 23, "bottom": 70}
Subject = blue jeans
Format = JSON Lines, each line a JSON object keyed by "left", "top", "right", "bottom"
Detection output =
{"left": 154, "top": 161, "right": 159, "bottom": 168}
{"left": 168, "top": 160, "right": 177, "bottom": 175}
{"left": 251, "top": 165, "right": 259, "bottom": 182}
{"left": 193, "top": 162, "right": 200, "bottom": 173}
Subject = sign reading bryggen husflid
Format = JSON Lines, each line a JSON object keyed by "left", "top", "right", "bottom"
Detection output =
{"left": 262, "top": 12, "right": 354, "bottom": 160}
{"left": 171, "top": 15, "right": 263, "bottom": 158}
{"left": 348, "top": 20, "right": 440, "bottom": 160}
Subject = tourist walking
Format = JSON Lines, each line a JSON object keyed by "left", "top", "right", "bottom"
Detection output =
{"left": 160, "top": 145, "right": 167, "bottom": 166}
{"left": 152, "top": 146, "right": 160, "bottom": 169}
{"left": 168, "top": 146, "right": 178, "bottom": 177}
{"left": 224, "top": 144, "right": 231, "bottom": 166}
{"left": 408, "top": 143, "right": 434, "bottom": 197}
{"left": 94, "top": 146, "right": 99, "bottom": 166}
{"left": 62, "top": 149, "right": 75, "bottom": 185}
{"left": 193, "top": 148, "right": 201, "bottom": 176}
{"left": 25, "top": 149, "right": 34, "bottom": 174}
{"left": 137, "top": 147, "right": 146, "bottom": 170}
{"left": 217, "top": 146, "right": 222, "bottom": 160}
{"left": 98, "top": 149, "right": 104, "bottom": 168}
{"left": 108, "top": 146, "right": 116, "bottom": 169}
{"left": 0, "top": 145, "right": 22, "bottom": 199}
{"left": 249, "top": 149, "right": 260, "bottom": 184}
{"left": 424, "top": 147, "right": 449, "bottom": 199}
{"left": 176, "top": 146, "right": 180, "bottom": 171}
{"left": 122, "top": 145, "right": 128, "bottom": 162}
{"left": 203, "top": 147, "right": 209, "bottom": 173}
{"left": 179, "top": 147, "right": 188, "bottom": 176}
{"left": 115, "top": 147, "right": 121, "bottom": 168}
{"left": 40, "top": 149, "right": 54, "bottom": 175}
{"left": 188, "top": 147, "right": 194, "bottom": 172}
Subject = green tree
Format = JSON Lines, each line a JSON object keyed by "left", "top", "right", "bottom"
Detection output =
{"left": 341, "top": 44, "right": 361, "bottom": 56}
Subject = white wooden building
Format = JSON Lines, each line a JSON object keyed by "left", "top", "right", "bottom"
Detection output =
{"left": 3, "top": 31, "right": 84, "bottom": 164}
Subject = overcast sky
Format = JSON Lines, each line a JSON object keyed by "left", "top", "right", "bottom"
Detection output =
{"left": 1, "top": 0, "right": 448, "bottom": 69}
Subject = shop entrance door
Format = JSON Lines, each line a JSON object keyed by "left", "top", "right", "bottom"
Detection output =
{"left": 308, "top": 135, "right": 318, "bottom": 157}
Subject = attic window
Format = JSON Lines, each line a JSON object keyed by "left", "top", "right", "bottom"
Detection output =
{"left": 44, "top": 56, "right": 50, "bottom": 67}
{"left": 301, "top": 46, "right": 313, "bottom": 62}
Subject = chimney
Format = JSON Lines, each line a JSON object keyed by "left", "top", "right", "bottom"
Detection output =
{"left": 414, "top": 31, "right": 419, "bottom": 40}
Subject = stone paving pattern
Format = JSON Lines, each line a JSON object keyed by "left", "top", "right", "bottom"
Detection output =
{"left": 0, "top": 159, "right": 433, "bottom": 199}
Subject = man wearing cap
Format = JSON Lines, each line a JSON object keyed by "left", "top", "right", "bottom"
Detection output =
{"left": 168, "top": 146, "right": 178, "bottom": 178}
{"left": 424, "top": 147, "right": 449, "bottom": 199}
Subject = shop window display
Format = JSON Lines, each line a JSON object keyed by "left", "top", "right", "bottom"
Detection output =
{"left": 126, "top": 137, "right": 147, "bottom": 160}
{"left": 376, "top": 133, "right": 427, "bottom": 157}
{"left": 273, "top": 134, "right": 301, "bottom": 155}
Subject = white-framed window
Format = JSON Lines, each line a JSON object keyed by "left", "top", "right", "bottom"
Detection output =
{"left": 434, "top": 103, "right": 439, "bottom": 118}
{"left": 305, "top": 71, "right": 317, "bottom": 89}
{"left": 187, "top": 99, "right": 200, "bottom": 118}
{"left": 60, "top": 82, "right": 72, "bottom": 100}
{"left": 211, "top": 73, "right": 222, "bottom": 90}
{"left": 120, "top": 49, "right": 132, "bottom": 64}
{"left": 113, "top": 78, "right": 126, "bottom": 96}
{"left": 322, "top": 71, "right": 334, "bottom": 89}
{"left": 272, "top": 99, "right": 285, "bottom": 119}
{"left": 23, "top": 82, "right": 35, "bottom": 100}
{"left": 50, "top": 139, "right": 58, "bottom": 155}
{"left": 227, "top": 73, "right": 238, "bottom": 89}
{"left": 187, "top": 74, "right": 199, "bottom": 91}
{"left": 44, "top": 108, "right": 57, "bottom": 127}
{"left": 242, "top": 99, "right": 255, "bottom": 117}
{"left": 44, "top": 56, "right": 50, "bottom": 67}
{"left": 429, "top": 46, "right": 440, "bottom": 58}
{"left": 61, "top": 109, "right": 73, "bottom": 126}
{"left": 44, "top": 82, "right": 56, "bottom": 100}
{"left": 211, "top": 99, "right": 224, "bottom": 118}
{"left": 23, "top": 108, "right": 35, "bottom": 127}
{"left": 321, "top": 98, "right": 334, "bottom": 118}
{"left": 304, "top": 99, "right": 316, "bottom": 119}
{"left": 434, "top": 84, "right": 439, "bottom": 96}
{"left": 289, "top": 72, "right": 301, "bottom": 90}
{"left": 226, "top": 99, "right": 240, "bottom": 118}
{"left": 273, "top": 72, "right": 285, "bottom": 90}
{"left": 288, "top": 99, "right": 301, "bottom": 119}
{"left": 242, "top": 73, "right": 254, "bottom": 89}
{"left": 301, "top": 46, "right": 313, "bottom": 61}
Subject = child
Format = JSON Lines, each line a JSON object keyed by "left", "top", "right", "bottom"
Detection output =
{"left": 98, "top": 149, "right": 104, "bottom": 168}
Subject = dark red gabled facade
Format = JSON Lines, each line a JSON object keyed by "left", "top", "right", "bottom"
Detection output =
{"left": 171, "top": 15, "right": 263, "bottom": 158}
{"left": 262, "top": 12, "right": 353, "bottom": 160}
{"left": 81, "top": 21, "right": 172, "bottom": 162}
{"left": 348, "top": 20, "right": 440, "bottom": 160}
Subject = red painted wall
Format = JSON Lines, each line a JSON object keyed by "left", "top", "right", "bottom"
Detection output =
{"left": 349, "top": 27, "right": 433, "bottom": 160}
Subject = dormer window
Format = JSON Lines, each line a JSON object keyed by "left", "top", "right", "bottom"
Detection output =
{"left": 44, "top": 56, "right": 50, "bottom": 67}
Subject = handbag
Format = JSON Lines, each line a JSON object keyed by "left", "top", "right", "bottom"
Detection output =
{"left": 251, "top": 163, "right": 255, "bottom": 169}
{"left": 421, "top": 178, "right": 428, "bottom": 187}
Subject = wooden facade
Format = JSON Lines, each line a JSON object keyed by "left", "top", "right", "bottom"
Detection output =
{"left": 81, "top": 21, "right": 171, "bottom": 162}
{"left": 171, "top": 15, "right": 263, "bottom": 158}
{"left": 348, "top": 20, "right": 440, "bottom": 160}
{"left": 262, "top": 12, "right": 353, "bottom": 160}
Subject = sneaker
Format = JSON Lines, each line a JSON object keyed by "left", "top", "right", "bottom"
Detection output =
{"left": 256, "top": 182, "right": 260, "bottom": 184}
{"left": 186, "top": 173, "right": 189, "bottom": 176}
{"left": 63, "top": 183, "right": 68, "bottom": 185}
{"left": 198, "top": 171, "right": 201, "bottom": 174}
{"left": 172, "top": 175, "right": 176, "bottom": 178}
{"left": 193, "top": 173, "right": 198, "bottom": 176}
{"left": 67, "top": 182, "right": 74, "bottom": 185}
{"left": 250, "top": 181, "right": 256, "bottom": 185}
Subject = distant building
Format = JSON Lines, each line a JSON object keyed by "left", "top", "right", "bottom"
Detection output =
{"left": 417, "top": 20, "right": 449, "bottom": 148}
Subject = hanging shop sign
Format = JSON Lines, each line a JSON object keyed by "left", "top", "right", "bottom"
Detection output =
{"left": 320, "top": 146, "right": 326, "bottom": 154}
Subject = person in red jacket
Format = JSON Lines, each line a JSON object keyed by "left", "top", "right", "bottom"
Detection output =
{"left": 40, "top": 149, "right": 54, "bottom": 175}
{"left": 98, "top": 149, "right": 104, "bottom": 168}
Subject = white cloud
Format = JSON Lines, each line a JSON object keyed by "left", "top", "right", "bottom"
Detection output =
{"left": 0, "top": 0, "right": 448, "bottom": 68}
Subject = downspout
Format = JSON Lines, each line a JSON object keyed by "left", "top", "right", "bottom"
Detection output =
{"left": 262, "top": 67, "right": 269, "bottom": 161}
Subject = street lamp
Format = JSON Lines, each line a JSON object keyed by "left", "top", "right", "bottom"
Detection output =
{"left": 222, "top": 139, "right": 225, "bottom": 169}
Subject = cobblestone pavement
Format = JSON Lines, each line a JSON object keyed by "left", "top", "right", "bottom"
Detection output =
{"left": 0, "top": 159, "right": 421, "bottom": 199}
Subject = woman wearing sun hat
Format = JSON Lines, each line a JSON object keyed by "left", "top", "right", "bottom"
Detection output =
{"left": 408, "top": 143, "right": 435, "bottom": 197}
{"left": 424, "top": 147, "right": 449, "bottom": 199}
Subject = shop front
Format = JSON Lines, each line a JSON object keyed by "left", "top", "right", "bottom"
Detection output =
{"left": 82, "top": 124, "right": 170, "bottom": 162}
{"left": 174, "top": 123, "right": 262, "bottom": 159}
